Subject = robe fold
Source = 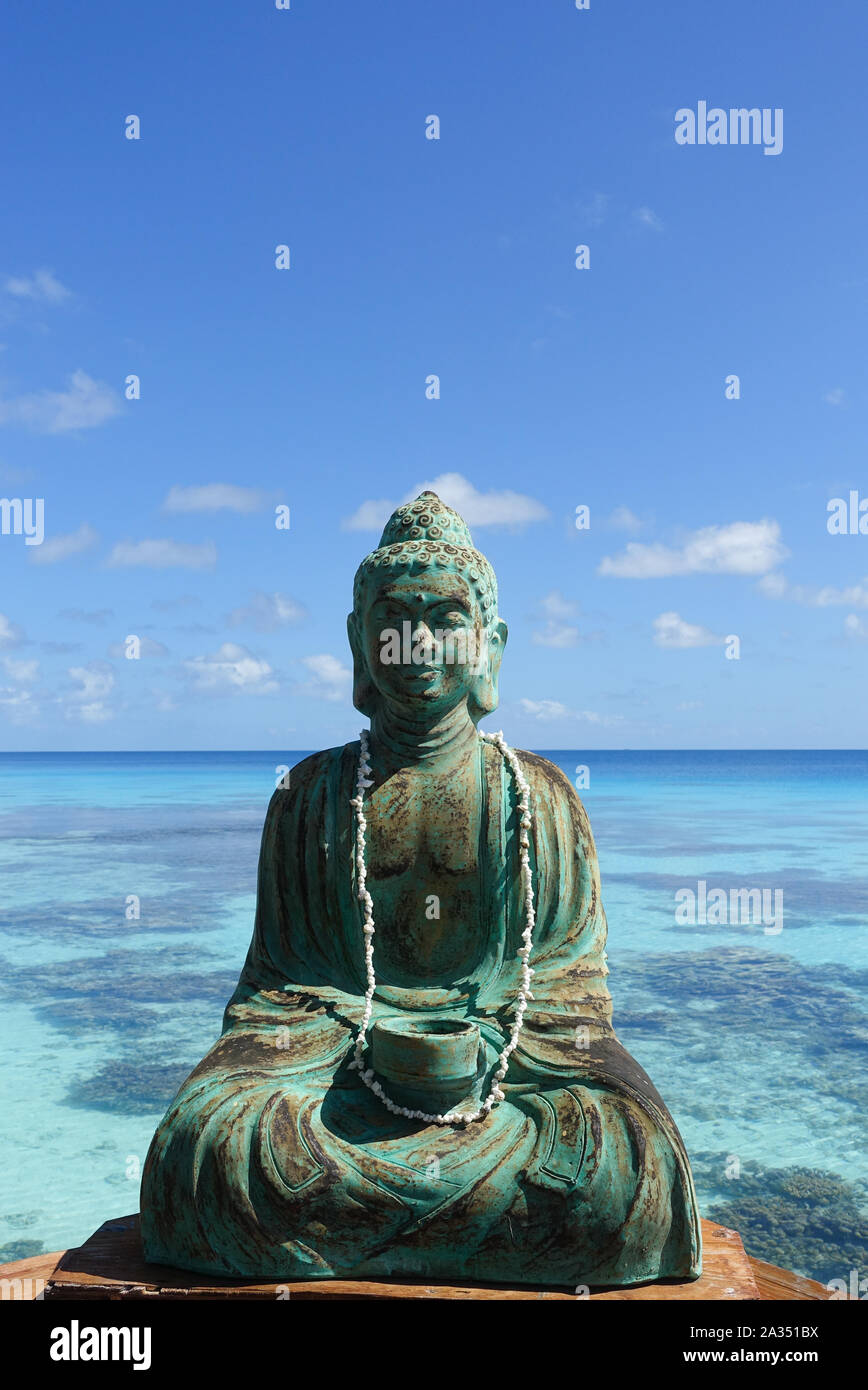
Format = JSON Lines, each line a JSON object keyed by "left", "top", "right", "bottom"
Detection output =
{"left": 141, "top": 740, "right": 702, "bottom": 1287}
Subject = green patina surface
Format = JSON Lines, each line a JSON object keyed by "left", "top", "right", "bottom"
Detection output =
{"left": 140, "top": 492, "right": 702, "bottom": 1288}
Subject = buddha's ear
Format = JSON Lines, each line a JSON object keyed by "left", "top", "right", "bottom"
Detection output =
{"left": 469, "top": 618, "right": 507, "bottom": 722}
{"left": 489, "top": 618, "right": 508, "bottom": 680}
{"left": 347, "top": 611, "right": 378, "bottom": 718}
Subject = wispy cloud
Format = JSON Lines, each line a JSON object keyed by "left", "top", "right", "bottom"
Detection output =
{"left": 531, "top": 591, "right": 580, "bottom": 648}
{"left": 600, "top": 520, "right": 787, "bottom": 578}
{"left": 341, "top": 497, "right": 391, "bottom": 531}
{"left": 519, "top": 697, "right": 621, "bottom": 725}
{"left": 184, "top": 642, "right": 277, "bottom": 695}
{"left": 607, "top": 506, "right": 643, "bottom": 532}
{"left": 342, "top": 472, "right": 549, "bottom": 532}
{"left": 0, "top": 612, "right": 25, "bottom": 648}
{"left": 634, "top": 206, "right": 664, "bottom": 232}
{"left": 64, "top": 662, "right": 116, "bottom": 723}
{"left": 162, "top": 484, "right": 268, "bottom": 514}
{"left": 226, "top": 592, "right": 306, "bottom": 631}
{"left": 0, "top": 685, "right": 36, "bottom": 722}
{"left": 4, "top": 268, "right": 72, "bottom": 304}
{"left": 107, "top": 539, "right": 216, "bottom": 570}
{"left": 151, "top": 690, "right": 178, "bottom": 713}
{"left": 653, "top": 611, "right": 723, "bottom": 649}
{"left": 0, "top": 370, "right": 120, "bottom": 433}
{"left": 29, "top": 522, "right": 98, "bottom": 564}
{"left": 758, "top": 572, "right": 868, "bottom": 608}
{"left": 3, "top": 656, "right": 39, "bottom": 683}
{"left": 824, "top": 388, "right": 845, "bottom": 407}
{"left": 296, "top": 653, "right": 352, "bottom": 702}
{"left": 580, "top": 192, "right": 610, "bottom": 227}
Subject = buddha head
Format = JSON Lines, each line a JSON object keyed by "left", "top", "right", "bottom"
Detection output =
{"left": 348, "top": 491, "right": 508, "bottom": 723}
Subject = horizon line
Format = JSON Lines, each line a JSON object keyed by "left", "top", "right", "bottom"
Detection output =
{"left": 1, "top": 747, "right": 864, "bottom": 756}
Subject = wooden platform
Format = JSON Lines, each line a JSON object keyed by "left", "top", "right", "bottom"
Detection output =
{"left": 0, "top": 1213, "right": 829, "bottom": 1301}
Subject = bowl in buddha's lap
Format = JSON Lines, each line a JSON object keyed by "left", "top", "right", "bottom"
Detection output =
{"left": 370, "top": 1017, "right": 482, "bottom": 1105}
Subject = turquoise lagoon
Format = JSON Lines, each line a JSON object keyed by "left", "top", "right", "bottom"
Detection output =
{"left": 1, "top": 749, "right": 866, "bottom": 1283}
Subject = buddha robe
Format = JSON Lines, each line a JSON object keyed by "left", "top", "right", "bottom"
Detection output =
{"left": 141, "top": 741, "right": 701, "bottom": 1288}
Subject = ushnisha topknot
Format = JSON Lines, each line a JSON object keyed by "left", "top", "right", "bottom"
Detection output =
{"left": 352, "top": 490, "right": 498, "bottom": 622}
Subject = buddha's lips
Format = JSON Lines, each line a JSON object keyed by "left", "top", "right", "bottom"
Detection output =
{"left": 400, "top": 668, "right": 438, "bottom": 681}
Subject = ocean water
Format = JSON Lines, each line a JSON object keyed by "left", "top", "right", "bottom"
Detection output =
{"left": 1, "top": 748, "right": 866, "bottom": 1284}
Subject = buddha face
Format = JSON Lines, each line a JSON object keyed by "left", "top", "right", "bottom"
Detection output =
{"left": 355, "top": 569, "right": 505, "bottom": 717}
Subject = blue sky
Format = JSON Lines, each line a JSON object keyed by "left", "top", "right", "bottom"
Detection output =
{"left": 1, "top": 0, "right": 866, "bottom": 751}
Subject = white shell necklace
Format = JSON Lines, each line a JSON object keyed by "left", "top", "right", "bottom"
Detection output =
{"left": 348, "top": 727, "right": 536, "bottom": 1126}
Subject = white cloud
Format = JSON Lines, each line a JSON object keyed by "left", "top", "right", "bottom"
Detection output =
{"left": 184, "top": 642, "right": 277, "bottom": 695}
{"left": 0, "top": 612, "right": 24, "bottom": 648}
{"left": 634, "top": 206, "right": 664, "bottom": 232}
{"left": 107, "top": 538, "right": 217, "bottom": 569}
{"left": 68, "top": 666, "right": 114, "bottom": 700}
{"left": 758, "top": 573, "right": 868, "bottom": 608}
{"left": 4, "top": 268, "right": 72, "bottom": 303}
{"left": 653, "top": 611, "right": 722, "bottom": 649}
{"left": 518, "top": 698, "right": 620, "bottom": 724}
{"left": 824, "top": 388, "right": 845, "bottom": 406}
{"left": 0, "top": 686, "right": 36, "bottom": 722}
{"left": 342, "top": 472, "right": 549, "bottom": 531}
{"left": 162, "top": 484, "right": 268, "bottom": 514}
{"left": 3, "top": 657, "right": 39, "bottom": 683}
{"left": 757, "top": 573, "right": 788, "bottom": 598}
{"left": 65, "top": 663, "right": 116, "bottom": 723}
{"left": 844, "top": 614, "right": 868, "bottom": 638}
{"left": 77, "top": 703, "right": 114, "bottom": 724}
{"left": 533, "top": 628, "right": 578, "bottom": 649}
{"left": 413, "top": 473, "right": 550, "bottom": 527}
{"left": 532, "top": 590, "right": 581, "bottom": 648}
{"left": 297, "top": 653, "right": 352, "bottom": 702}
{"left": 342, "top": 498, "right": 396, "bottom": 532}
{"left": 607, "top": 506, "right": 643, "bottom": 532}
{"left": 29, "top": 522, "right": 98, "bottom": 564}
{"left": 226, "top": 591, "right": 306, "bottom": 631}
{"left": 600, "top": 520, "right": 787, "bottom": 578}
{"left": 0, "top": 370, "right": 120, "bottom": 433}
{"left": 537, "top": 591, "right": 577, "bottom": 621}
